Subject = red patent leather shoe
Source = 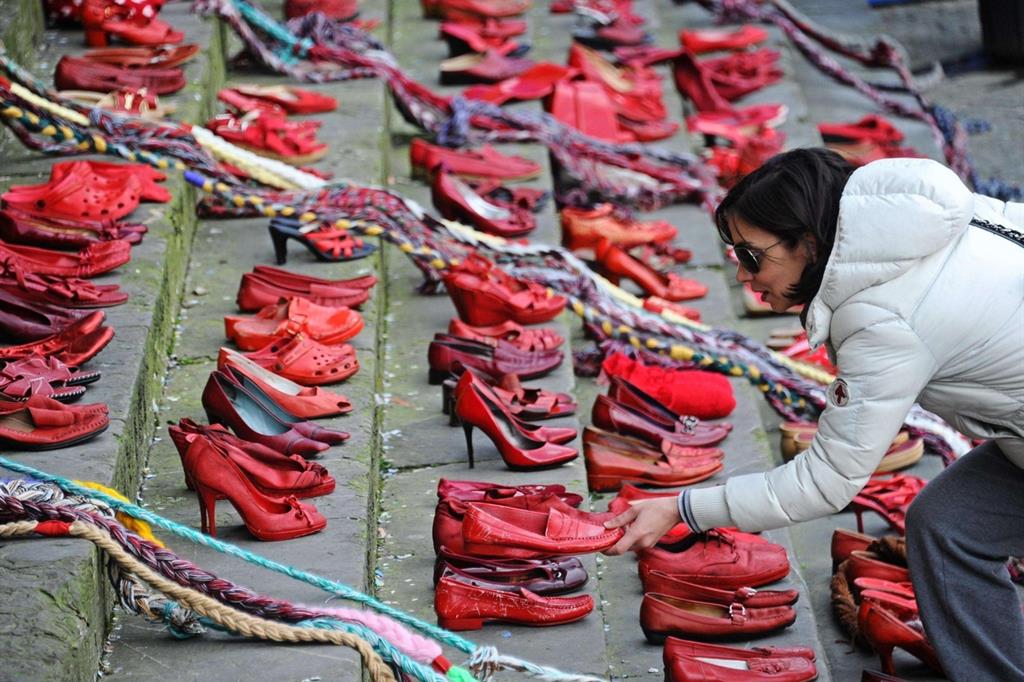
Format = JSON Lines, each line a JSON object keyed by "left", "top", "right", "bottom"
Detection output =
{"left": 679, "top": 26, "right": 769, "bottom": 54}
{"left": 0, "top": 311, "right": 113, "bottom": 366}
{"left": 201, "top": 371, "right": 334, "bottom": 457}
{"left": 439, "top": 51, "right": 534, "bottom": 85}
{"left": 639, "top": 531, "right": 791, "bottom": 590}
{"left": 434, "top": 551, "right": 587, "bottom": 595}
{"left": 240, "top": 334, "right": 358, "bottom": 386}
{"left": 410, "top": 138, "right": 541, "bottom": 181}
{"left": 594, "top": 238, "right": 707, "bottom": 301}
{"left": 434, "top": 567, "right": 592, "bottom": 630}
{"left": 560, "top": 203, "right": 676, "bottom": 253}
{"left": 0, "top": 239, "right": 131, "bottom": 279}
{"left": 583, "top": 427, "right": 723, "bottom": 492}
{"left": 443, "top": 256, "right": 566, "bottom": 325}
{"left": 452, "top": 376, "right": 577, "bottom": 470}
{"left": 591, "top": 394, "right": 732, "bottom": 449}
{"left": 181, "top": 429, "right": 327, "bottom": 541}
{"left": 857, "top": 600, "right": 942, "bottom": 675}
{"left": 461, "top": 502, "right": 623, "bottom": 558}
{"left": 642, "top": 570, "right": 799, "bottom": 609}
{"left": 224, "top": 297, "right": 364, "bottom": 351}
{"left": 169, "top": 420, "right": 335, "bottom": 498}
{"left": 236, "top": 271, "right": 371, "bottom": 312}
{"left": 0, "top": 394, "right": 109, "bottom": 450}
{"left": 427, "top": 335, "right": 562, "bottom": 384}
{"left": 431, "top": 170, "right": 535, "bottom": 238}
{"left": 54, "top": 55, "right": 186, "bottom": 95}
{"left": 218, "top": 347, "right": 352, "bottom": 419}
{"left": 448, "top": 318, "right": 563, "bottom": 352}
{"left": 0, "top": 206, "right": 143, "bottom": 250}
{"left": 436, "top": 479, "right": 582, "bottom": 508}
{"left": 641, "top": 592, "right": 796, "bottom": 643}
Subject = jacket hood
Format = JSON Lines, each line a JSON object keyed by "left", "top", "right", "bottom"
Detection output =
{"left": 805, "top": 158, "right": 975, "bottom": 346}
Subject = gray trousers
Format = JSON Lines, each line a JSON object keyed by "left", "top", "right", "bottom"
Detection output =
{"left": 906, "top": 440, "right": 1024, "bottom": 681}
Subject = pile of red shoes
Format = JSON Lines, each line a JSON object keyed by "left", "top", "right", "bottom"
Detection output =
{"left": 432, "top": 478, "right": 612, "bottom": 630}
{"left": 0, "top": 159, "right": 159, "bottom": 447}
{"left": 831, "top": 528, "right": 941, "bottom": 676}
{"left": 583, "top": 375, "right": 730, "bottom": 491}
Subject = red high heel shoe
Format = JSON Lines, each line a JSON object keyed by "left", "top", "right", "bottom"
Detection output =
{"left": 857, "top": 600, "right": 943, "bottom": 676}
{"left": 594, "top": 238, "right": 708, "bottom": 301}
{"left": 453, "top": 377, "right": 577, "bottom": 470}
{"left": 218, "top": 347, "right": 352, "bottom": 419}
{"left": 181, "top": 431, "right": 326, "bottom": 541}
{"left": 449, "top": 371, "right": 576, "bottom": 444}
{"left": 81, "top": 0, "right": 184, "bottom": 47}
{"left": 440, "top": 369, "right": 576, "bottom": 421}
{"left": 431, "top": 170, "right": 535, "bottom": 238}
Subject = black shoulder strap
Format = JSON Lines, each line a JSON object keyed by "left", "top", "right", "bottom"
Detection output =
{"left": 970, "top": 217, "right": 1024, "bottom": 246}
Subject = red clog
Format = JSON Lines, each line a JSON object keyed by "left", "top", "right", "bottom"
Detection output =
{"left": 3, "top": 168, "right": 142, "bottom": 224}
{"left": 410, "top": 138, "right": 542, "bottom": 181}
{"left": 241, "top": 334, "right": 359, "bottom": 386}
{"left": 224, "top": 297, "right": 364, "bottom": 351}
{"left": 49, "top": 159, "right": 169, "bottom": 204}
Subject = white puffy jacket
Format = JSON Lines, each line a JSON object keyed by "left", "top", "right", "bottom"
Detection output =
{"left": 689, "top": 158, "right": 1024, "bottom": 532}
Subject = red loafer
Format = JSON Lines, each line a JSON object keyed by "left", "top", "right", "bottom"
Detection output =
{"left": 643, "top": 570, "right": 799, "bottom": 609}
{"left": 434, "top": 567, "right": 592, "bottom": 630}
{"left": 0, "top": 240, "right": 131, "bottom": 279}
{"left": 461, "top": 502, "right": 623, "bottom": 559}
{"left": 666, "top": 644, "right": 817, "bottom": 682}
{"left": 583, "top": 427, "right": 723, "bottom": 492}
{"left": 0, "top": 206, "right": 143, "bottom": 250}
{"left": 639, "top": 531, "right": 791, "bottom": 590}
{"left": 236, "top": 272, "right": 370, "bottom": 312}
{"left": 641, "top": 592, "right": 796, "bottom": 643}
{"left": 434, "top": 552, "right": 588, "bottom": 596}
{"left": 437, "top": 477, "right": 582, "bottom": 506}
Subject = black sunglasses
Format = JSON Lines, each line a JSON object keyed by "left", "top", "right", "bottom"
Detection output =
{"left": 732, "top": 239, "right": 784, "bottom": 274}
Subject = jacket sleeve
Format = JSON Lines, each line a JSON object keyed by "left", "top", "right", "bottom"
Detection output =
{"left": 688, "top": 310, "right": 938, "bottom": 532}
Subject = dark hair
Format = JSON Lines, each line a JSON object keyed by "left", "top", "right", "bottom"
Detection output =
{"left": 714, "top": 147, "right": 855, "bottom": 305}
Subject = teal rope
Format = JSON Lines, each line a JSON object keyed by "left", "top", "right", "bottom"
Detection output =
{"left": 0, "top": 456, "right": 475, "bottom": 655}
{"left": 235, "top": 0, "right": 313, "bottom": 56}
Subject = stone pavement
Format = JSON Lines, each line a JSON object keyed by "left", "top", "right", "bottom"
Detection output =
{"left": 0, "top": 0, "right": 1019, "bottom": 680}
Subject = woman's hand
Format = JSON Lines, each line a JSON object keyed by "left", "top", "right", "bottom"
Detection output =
{"left": 602, "top": 496, "right": 686, "bottom": 556}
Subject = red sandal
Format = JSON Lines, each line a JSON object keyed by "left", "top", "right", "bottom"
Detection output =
{"left": 205, "top": 111, "right": 328, "bottom": 167}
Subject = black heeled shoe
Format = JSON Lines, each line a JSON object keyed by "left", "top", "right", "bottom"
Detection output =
{"left": 268, "top": 219, "right": 378, "bottom": 265}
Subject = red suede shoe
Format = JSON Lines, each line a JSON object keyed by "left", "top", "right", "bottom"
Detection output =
{"left": 0, "top": 394, "right": 109, "bottom": 450}
{"left": 639, "top": 531, "right": 791, "bottom": 590}
{"left": 434, "top": 567, "right": 593, "bottom": 630}
{"left": 239, "top": 335, "right": 358, "bottom": 386}
{"left": 218, "top": 347, "right": 352, "bottom": 419}
{"left": 236, "top": 271, "right": 371, "bottom": 312}
{"left": 560, "top": 203, "right": 677, "bottom": 253}
{"left": 442, "top": 256, "right": 566, "bottom": 325}
{"left": 224, "top": 297, "right": 364, "bottom": 351}
{"left": 461, "top": 502, "right": 623, "bottom": 558}
{"left": 410, "top": 138, "right": 541, "bottom": 181}
{"left": 601, "top": 353, "right": 736, "bottom": 420}
{"left": 431, "top": 171, "right": 535, "bottom": 237}
{"left": 679, "top": 26, "right": 769, "bottom": 54}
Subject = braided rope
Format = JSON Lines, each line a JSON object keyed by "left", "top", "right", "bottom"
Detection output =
{"left": 0, "top": 520, "right": 396, "bottom": 681}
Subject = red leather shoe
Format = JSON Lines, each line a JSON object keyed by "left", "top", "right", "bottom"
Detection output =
{"left": 445, "top": 15, "right": 526, "bottom": 38}
{"left": 0, "top": 239, "right": 131, "bottom": 279}
{"left": 240, "top": 334, "right": 359, "bottom": 386}
{"left": 440, "top": 370, "right": 576, "bottom": 421}
{"left": 437, "top": 477, "right": 582, "bottom": 506}
{"left": 667, "top": 648, "right": 817, "bottom": 681}
{"left": 182, "top": 429, "right": 327, "bottom": 541}
{"left": 201, "top": 371, "right": 334, "bottom": 457}
{"left": 443, "top": 256, "right": 566, "bottom": 325}
{"left": 679, "top": 26, "right": 769, "bottom": 54}
{"left": 452, "top": 375, "right": 577, "bottom": 470}
{"left": 583, "top": 427, "right": 723, "bottom": 492}
{"left": 169, "top": 420, "right": 335, "bottom": 498}
{"left": 427, "top": 335, "right": 562, "bottom": 384}
{"left": 665, "top": 637, "right": 815, "bottom": 664}
{"left": 54, "top": 55, "right": 185, "bottom": 95}
{"left": 81, "top": 44, "right": 199, "bottom": 69}
{"left": 218, "top": 347, "right": 352, "bottom": 419}
{"left": 857, "top": 600, "right": 943, "bottom": 675}
{"left": 431, "top": 170, "right": 535, "bottom": 238}
{"left": 439, "top": 21, "right": 525, "bottom": 56}
{"left": 846, "top": 551, "right": 910, "bottom": 584}
{"left": 251, "top": 264, "right": 375, "bottom": 291}
{"left": 642, "top": 570, "right": 799, "bottom": 609}
{"left": 606, "top": 376, "right": 734, "bottom": 438}
{"left": 641, "top": 592, "right": 796, "bottom": 643}
{"left": 0, "top": 206, "right": 143, "bottom": 250}
{"left": 434, "top": 552, "right": 588, "bottom": 595}
{"left": 205, "top": 111, "right": 328, "bottom": 167}
{"left": 594, "top": 238, "right": 707, "bottom": 301}
{"left": 592, "top": 394, "right": 732, "bottom": 449}
{"left": 439, "top": 51, "right": 534, "bottom": 85}
{"left": 449, "top": 370, "right": 575, "bottom": 442}
{"left": 545, "top": 79, "right": 633, "bottom": 143}
{"left": 236, "top": 271, "right": 370, "bottom": 312}
{"left": 461, "top": 502, "right": 623, "bottom": 558}
{"left": 687, "top": 104, "right": 788, "bottom": 142}
{"left": 224, "top": 297, "right": 364, "bottom": 351}
{"left": 560, "top": 203, "right": 676, "bottom": 253}
{"left": 434, "top": 567, "right": 592, "bottom": 630}
{"left": 410, "top": 138, "right": 541, "bottom": 181}
{"left": 567, "top": 43, "right": 667, "bottom": 124}
{"left": 0, "top": 394, "right": 109, "bottom": 450}
{"left": 831, "top": 528, "right": 874, "bottom": 570}
{"left": 81, "top": 0, "right": 183, "bottom": 46}
{"left": 0, "top": 311, "right": 113, "bottom": 366}
{"left": 0, "top": 288, "right": 86, "bottom": 342}
{"left": 220, "top": 85, "right": 337, "bottom": 114}
{"left": 448, "top": 318, "right": 563, "bottom": 352}
{"left": 639, "top": 531, "right": 791, "bottom": 590}
{"left": 672, "top": 49, "right": 732, "bottom": 113}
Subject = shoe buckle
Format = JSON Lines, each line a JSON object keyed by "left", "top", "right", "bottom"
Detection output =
{"left": 728, "top": 603, "right": 747, "bottom": 624}
{"left": 735, "top": 586, "right": 758, "bottom": 600}
{"left": 679, "top": 415, "right": 698, "bottom": 434}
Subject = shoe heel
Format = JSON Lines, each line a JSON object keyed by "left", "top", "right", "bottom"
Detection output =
{"left": 184, "top": 472, "right": 195, "bottom": 492}
{"left": 270, "top": 227, "right": 289, "bottom": 265}
{"left": 195, "top": 485, "right": 218, "bottom": 537}
{"left": 84, "top": 28, "right": 109, "bottom": 47}
{"left": 448, "top": 406, "right": 461, "bottom": 427}
{"left": 854, "top": 508, "right": 865, "bottom": 534}
{"left": 462, "top": 422, "right": 475, "bottom": 468}
{"left": 876, "top": 645, "right": 896, "bottom": 675}
{"left": 441, "top": 380, "right": 453, "bottom": 415}
{"left": 428, "top": 368, "right": 450, "bottom": 385}
{"left": 204, "top": 407, "right": 223, "bottom": 426}
{"left": 437, "top": 616, "right": 484, "bottom": 631}
{"left": 641, "top": 628, "right": 666, "bottom": 645}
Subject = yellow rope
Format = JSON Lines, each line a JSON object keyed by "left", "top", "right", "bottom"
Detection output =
{"left": 9, "top": 82, "right": 89, "bottom": 126}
